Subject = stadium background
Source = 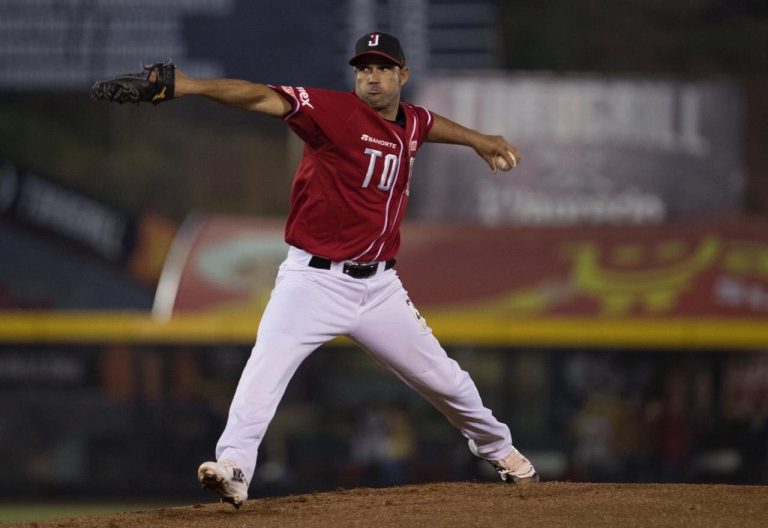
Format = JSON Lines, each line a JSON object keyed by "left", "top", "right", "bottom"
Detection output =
{"left": 1, "top": 0, "right": 767, "bottom": 522}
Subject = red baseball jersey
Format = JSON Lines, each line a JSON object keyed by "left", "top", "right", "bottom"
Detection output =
{"left": 270, "top": 85, "right": 434, "bottom": 262}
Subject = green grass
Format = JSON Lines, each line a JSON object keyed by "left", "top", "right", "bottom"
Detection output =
{"left": 0, "top": 503, "right": 169, "bottom": 523}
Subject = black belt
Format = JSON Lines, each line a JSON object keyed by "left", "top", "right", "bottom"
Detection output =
{"left": 308, "top": 255, "right": 396, "bottom": 279}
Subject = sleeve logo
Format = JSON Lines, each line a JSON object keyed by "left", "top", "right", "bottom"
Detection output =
{"left": 297, "top": 87, "right": 314, "bottom": 109}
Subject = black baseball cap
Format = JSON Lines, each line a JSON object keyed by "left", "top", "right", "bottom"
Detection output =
{"left": 349, "top": 32, "right": 406, "bottom": 68}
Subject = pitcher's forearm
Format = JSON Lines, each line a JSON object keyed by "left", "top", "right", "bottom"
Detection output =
{"left": 175, "top": 73, "right": 290, "bottom": 116}
{"left": 426, "top": 113, "right": 485, "bottom": 147}
{"left": 426, "top": 112, "right": 520, "bottom": 171}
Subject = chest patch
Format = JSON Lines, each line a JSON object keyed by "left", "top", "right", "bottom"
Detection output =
{"left": 361, "top": 133, "right": 397, "bottom": 150}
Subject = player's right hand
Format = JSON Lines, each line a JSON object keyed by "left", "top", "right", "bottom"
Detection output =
{"left": 473, "top": 134, "right": 521, "bottom": 173}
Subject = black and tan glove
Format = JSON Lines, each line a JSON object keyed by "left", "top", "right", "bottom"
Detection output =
{"left": 91, "top": 61, "right": 175, "bottom": 105}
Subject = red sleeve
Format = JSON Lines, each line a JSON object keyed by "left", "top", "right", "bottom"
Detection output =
{"left": 409, "top": 104, "right": 434, "bottom": 148}
{"left": 268, "top": 85, "right": 330, "bottom": 149}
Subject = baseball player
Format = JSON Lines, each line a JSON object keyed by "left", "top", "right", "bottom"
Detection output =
{"left": 92, "top": 31, "right": 538, "bottom": 508}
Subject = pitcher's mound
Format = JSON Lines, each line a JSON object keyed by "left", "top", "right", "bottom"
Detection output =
{"left": 15, "top": 481, "right": 768, "bottom": 528}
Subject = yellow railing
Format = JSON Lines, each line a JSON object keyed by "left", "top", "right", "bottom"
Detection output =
{"left": 0, "top": 311, "right": 767, "bottom": 349}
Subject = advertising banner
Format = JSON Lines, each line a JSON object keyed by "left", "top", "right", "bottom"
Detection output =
{"left": 0, "top": 160, "right": 136, "bottom": 263}
{"left": 412, "top": 75, "right": 744, "bottom": 226}
{"left": 157, "top": 214, "right": 768, "bottom": 319}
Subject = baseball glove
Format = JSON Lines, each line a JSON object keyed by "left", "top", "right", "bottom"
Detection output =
{"left": 91, "top": 61, "right": 175, "bottom": 105}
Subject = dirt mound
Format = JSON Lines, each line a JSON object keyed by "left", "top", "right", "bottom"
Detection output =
{"left": 11, "top": 481, "right": 768, "bottom": 528}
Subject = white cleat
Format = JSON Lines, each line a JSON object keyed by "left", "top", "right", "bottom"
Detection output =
{"left": 198, "top": 460, "right": 249, "bottom": 508}
{"left": 468, "top": 439, "right": 540, "bottom": 484}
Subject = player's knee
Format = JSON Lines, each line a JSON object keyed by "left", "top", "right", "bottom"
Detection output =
{"left": 411, "top": 359, "right": 472, "bottom": 398}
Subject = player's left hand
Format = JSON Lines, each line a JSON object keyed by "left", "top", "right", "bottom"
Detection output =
{"left": 91, "top": 61, "right": 175, "bottom": 105}
{"left": 473, "top": 134, "right": 521, "bottom": 173}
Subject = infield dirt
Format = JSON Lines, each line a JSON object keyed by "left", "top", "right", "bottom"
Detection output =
{"left": 8, "top": 481, "right": 768, "bottom": 528}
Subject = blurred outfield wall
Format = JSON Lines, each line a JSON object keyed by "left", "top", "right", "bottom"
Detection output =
{"left": 1, "top": 325, "right": 768, "bottom": 498}
{"left": 2, "top": 214, "right": 768, "bottom": 496}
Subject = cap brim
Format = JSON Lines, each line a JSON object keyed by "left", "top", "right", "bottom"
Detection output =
{"left": 349, "top": 51, "right": 404, "bottom": 67}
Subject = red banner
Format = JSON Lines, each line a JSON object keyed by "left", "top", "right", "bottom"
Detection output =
{"left": 158, "top": 214, "right": 768, "bottom": 318}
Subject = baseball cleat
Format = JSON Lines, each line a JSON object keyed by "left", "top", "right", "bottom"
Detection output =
{"left": 198, "top": 460, "right": 248, "bottom": 508}
{"left": 468, "top": 439, "right": 540, "bottom": 484}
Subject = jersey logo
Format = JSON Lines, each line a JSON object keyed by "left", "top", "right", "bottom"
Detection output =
{"left": 410, "top": 140, "right": 417, "bottom": 152}
{"left": 368, "top": 33, "right": 380, "bottom": 47}
{"left": 297, "top": 87, "right": 314, "bottom": 109}
{"left": 361, "top": 134, "right": 397, "bottom": 150}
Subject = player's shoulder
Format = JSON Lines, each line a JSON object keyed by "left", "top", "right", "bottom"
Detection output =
{"left": 401, "top": 102, "right": 433, "bottom": 122}
{"left": 401, "top": 101, "right": 431, "bottom": 112}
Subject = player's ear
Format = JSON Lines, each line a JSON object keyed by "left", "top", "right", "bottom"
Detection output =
{"left": 399, "top": 67, "right": 410, "bottom": 87}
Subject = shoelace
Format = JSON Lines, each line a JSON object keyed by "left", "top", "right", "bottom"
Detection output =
{"left": 493, "top": 451, "right": 535, "bottom": 478}
{"left": 497, "top": 463, "right": 536, "bottom": 479}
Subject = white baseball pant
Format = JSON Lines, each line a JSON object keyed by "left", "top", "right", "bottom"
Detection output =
{"left": 215, "top": 246, "right": 514, "bottom": 482}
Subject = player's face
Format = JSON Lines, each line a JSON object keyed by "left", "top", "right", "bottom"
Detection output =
{"left": 353, "top": 61, "right": 410, "bottom": 117}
